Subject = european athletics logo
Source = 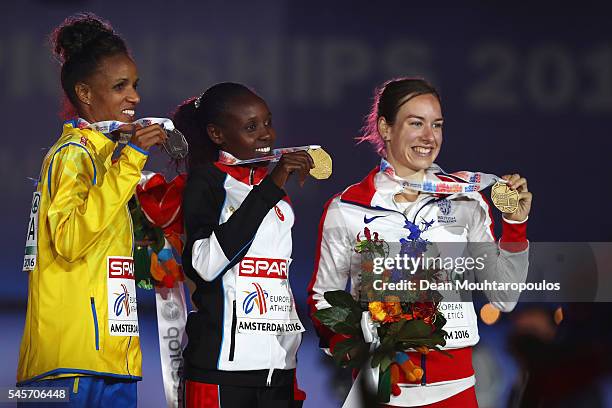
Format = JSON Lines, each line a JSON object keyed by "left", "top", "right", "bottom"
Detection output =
{"left": 113, "top": 283, "right": 131, "bottom": 317}
{"left": 242, "top": 282, "right": 269, "bottom": 315}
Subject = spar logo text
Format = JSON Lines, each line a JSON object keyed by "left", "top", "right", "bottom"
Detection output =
{"left": 239, "top": 257, "right": 288, "bottom": 279}
{"left": 108, "top": 257, "right": 135, "bottom": 279}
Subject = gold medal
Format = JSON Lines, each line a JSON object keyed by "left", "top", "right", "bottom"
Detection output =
{"left": 307, "top": 147, "right": 332, "bottom": 180}
{"left": 491, "top": 182, "right": 519, "bottom": 213}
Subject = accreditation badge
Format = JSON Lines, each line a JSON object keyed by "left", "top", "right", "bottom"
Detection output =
{"left": 235, "top": 257, "right": 305, "bottom": 335}
{"left": 22, "top": 192, "right": 41, "bottom": 272}
{"left": 107, "top": 256, "right": 139, "bottom": 336}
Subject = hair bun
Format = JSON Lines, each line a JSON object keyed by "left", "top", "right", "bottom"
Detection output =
{"left": 52, "top": 13, "right": 115, "bottom": 62}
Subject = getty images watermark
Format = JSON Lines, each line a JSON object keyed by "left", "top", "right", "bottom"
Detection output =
{"left": 369, "top": 253, "right": 560, "bottom": 292}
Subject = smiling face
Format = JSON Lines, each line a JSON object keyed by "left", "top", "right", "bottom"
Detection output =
{"left": 208, "top": 93, "right": 276, "bottom": 161}
{"left": 379, "top": 93, "right": 443, "bottom": 177}
{"left": 76, "top": 53, "right": 140, "bottom": 123}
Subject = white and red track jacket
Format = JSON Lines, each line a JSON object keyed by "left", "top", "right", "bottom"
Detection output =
{"left": 307, "top": 160, "right": 528, "bottom": 406}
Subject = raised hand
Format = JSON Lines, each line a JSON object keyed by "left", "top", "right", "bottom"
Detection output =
{"left": 269, "top": 151, "right": 314, "bottom": 188}
{"left": 501, "top": 173, "right": 532, "bottom": 222}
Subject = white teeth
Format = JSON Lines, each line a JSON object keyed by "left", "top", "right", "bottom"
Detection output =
{"left": 413, "top": 147, "right": 432, "bottom": 154}
{"left": 255, "top": 147, "right": 271, "bottom": 153}
{"left": 122, "top": 109, "right": 135, "bottom": 116}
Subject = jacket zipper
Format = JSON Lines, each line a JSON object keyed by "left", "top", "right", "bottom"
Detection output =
{"left": 126, "top": 204, "right": 134, "bottom": 374}
{"left": 126, "top": 337, "right": 132, "bottom": 376}
{"left": 126, "top": 205, "right": 134, "bottom": 256}
{"left": 90, "top": 297, "right": 99, "bottom": 350}
{"left": 228, "top": 300, "right": 237, "bottom": 361}
{"left": 421, "top": 353, "right": 427, "bottom": 385}
{"left": 249, "top": 168, "right": 255, "bottom": 185}
{"left": 266, "top": 332, "right": 275, "bottom": 386}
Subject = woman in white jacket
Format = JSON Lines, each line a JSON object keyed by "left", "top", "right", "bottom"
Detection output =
{"left": 307, "top": 78, "right": 532, "bottom": 407}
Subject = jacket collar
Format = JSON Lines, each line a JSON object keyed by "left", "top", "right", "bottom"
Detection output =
{"left": 340, "top": 158, "right": 460, "bottom": 208}
{"left": 63, "top": 118, "right": 117, "bottom": 159}
{"left": 213, "top": 161, "right": 268, "bottom": 186}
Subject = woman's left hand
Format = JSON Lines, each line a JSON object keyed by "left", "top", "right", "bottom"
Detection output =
{"left": 501, "top": 173, "right": 532, "bottom": 222}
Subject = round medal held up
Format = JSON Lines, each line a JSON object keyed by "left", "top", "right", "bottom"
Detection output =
{"left": 307, "top": 147, "right": 332, "bottom": 180}
{"left": 491, "top": 181, "right": 519, "bottom": 213}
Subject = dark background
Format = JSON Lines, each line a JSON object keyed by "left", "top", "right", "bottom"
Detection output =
{"left": 1, "top": 1, "right": 611, "bottom": 406}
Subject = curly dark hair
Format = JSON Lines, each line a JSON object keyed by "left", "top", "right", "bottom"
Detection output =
{"left": 50, "top": 13, "right": 128, "bottom": 110}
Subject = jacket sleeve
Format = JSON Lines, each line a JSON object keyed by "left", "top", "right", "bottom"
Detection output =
{"left": 46, "top": 144, "right": 147, "bottom": 262}
{"left": 307, "top": 196, "right": 353, "bottom": 348}
{"left": 467, "top": 194, "right": 529, "bottom": 312}
{"left": 184, "top": 173, "right": 286, "bottom": 282}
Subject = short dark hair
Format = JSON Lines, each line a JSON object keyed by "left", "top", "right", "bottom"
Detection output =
{"left": 358, "top": 77, "right": 440, "bottom": 156}
{"left": 172, "top": 82, "right": 257, "bottom": 172}
{"left": 50, "top": 13, "right": 128, "bottom": 110}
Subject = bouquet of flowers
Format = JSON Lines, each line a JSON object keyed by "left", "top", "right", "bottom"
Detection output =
{"left": 130, "top": 172, "right": 187, "bottom": 289}
{"left": 314, "top": 223, "right": 450, "bottom": 402}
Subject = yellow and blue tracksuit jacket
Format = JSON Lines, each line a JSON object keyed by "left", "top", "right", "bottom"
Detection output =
{"left": 17, "top": 120, "right": 148, "bottom": 384}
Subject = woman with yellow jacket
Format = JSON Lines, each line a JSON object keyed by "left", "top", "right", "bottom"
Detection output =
{"left": 17, "top": 13, "right": 166, "bottom": 407}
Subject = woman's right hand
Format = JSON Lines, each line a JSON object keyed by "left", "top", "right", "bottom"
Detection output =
{"left": 269, "top": 151, "right": 314, "bottom": 188}
{"left": 129, "top": 124, "right": 168, "bottom": 151}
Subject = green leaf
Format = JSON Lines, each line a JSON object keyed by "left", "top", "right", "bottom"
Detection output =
{"left": 332, "top": 337, "right": 369, "bottom": 368}
{"left": 374, "top": 246, "right": 386, "bottom": 258}
{"left": 344, "top": 343, "right": 370, "bottom": 369}
{"left": 381, "top": 334, "right": 396, "bottom": 349}
{"left": 397, "top": 320, "right": 432, "bottom": 340}
{"left": 150, "top": 227, "right": 165, "bottom": 253}
{"left": 133, "top": 247, "right": 151, "bottom": 282}
{"left": 433, "top": 312, "right": 447, "bottom": 330}
{"left": 323, "top": 290, "right": 362, "bottom": 315}
{"left": 397, "top": 338, "right": 440, "bottom": 348}
{"left": 371, "top": 343, "right": 394, "bottom": 369}
{"left": 379, "top": 355, "right": 393, "bottom": 372}
{"left": 428, "top": 331, "right": 447, "bottom": 346}
{"left": 377, "top": 366, "right": 391, "bottom": 403}
{"left": 332, "top": 337, "right": 359, "bottom": 362}
{"left": 386, "top": 320, "right": 407, "bottom": 337}
{"left": 314, "top": 307, "right": 359, "bottom": 335}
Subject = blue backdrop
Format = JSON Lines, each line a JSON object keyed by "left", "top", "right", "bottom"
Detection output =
{"left": 1, "top": 1, "right": 611, "bottom": 407}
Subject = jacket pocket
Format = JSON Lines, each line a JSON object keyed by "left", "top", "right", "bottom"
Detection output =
{"left": 229, "top": 300, "right": 237, "bottom": 361}
{"left": 90, "top": 297, "right": 99, "bottom": 350}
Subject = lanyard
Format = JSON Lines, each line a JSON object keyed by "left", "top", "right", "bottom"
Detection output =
{"left": 217, "top": 145, "right": 321, "bottom": 165}
{"left": 74, "top": 117, "right": 175, "bottom": 134}
{"left": 381, "top": 161, "right": 507, "bottom": 194}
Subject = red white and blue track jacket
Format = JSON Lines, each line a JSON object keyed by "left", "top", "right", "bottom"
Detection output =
{"left": 308, "top": 160, "right": 528, "bottom": 406}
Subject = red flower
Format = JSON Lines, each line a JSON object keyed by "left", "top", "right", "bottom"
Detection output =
{"left": 136, "top": 172, "right": 187, "bottom": 235}
{"left": 412, "top": 302, "right": 436, "bottom": 326}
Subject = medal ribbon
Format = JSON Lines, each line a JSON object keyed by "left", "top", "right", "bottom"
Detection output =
{"left": 218, "top": 145, "right": 321, "bottom": 165}
{"left": 73, "top": 117, "right": 188, "bottom": 159}
{"left": 384, "top": 161, "right": 507, "bottom": 194}
{"left": 75, "top": 117, "right": 176, "bottom": 134}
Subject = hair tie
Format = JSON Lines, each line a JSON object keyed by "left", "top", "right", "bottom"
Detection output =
{"left": 194, "top": 94, "right": 203, "bottom": 109}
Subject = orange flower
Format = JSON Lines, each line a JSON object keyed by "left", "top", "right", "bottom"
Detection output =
{"left": 385, "top": 302, "right": 402, "bottom": 317}
{"left": 400, "top": 313, "right": 414, "bottom": 321}
{"left": 369, "top": 302, "right": 387, "bottom": 322}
